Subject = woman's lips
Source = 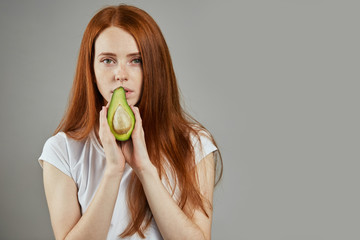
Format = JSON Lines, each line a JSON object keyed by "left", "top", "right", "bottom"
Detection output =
{"left": 125, "top": 90, "right": 132, "bottom": 98}
{"left": 111, "top": 88, "right": 133, "bottom": 98}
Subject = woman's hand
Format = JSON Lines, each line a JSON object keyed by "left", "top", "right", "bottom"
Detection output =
{"left": 99, "top": 104, "right": 126, "bottom": 174}
{"left": 121, "top": 106, "right": 156, "bottom": 176}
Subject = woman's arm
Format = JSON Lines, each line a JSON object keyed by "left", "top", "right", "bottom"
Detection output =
{"left": 43, "top": 106, "right": 125, "bottom": 240}
{"left": 138, "top": 153, "right": 215, "bottom": 240}
{"left": 43, "top": 162, "right": 122, "bottom": 240}
{"left": 125, "top": 106, "right": 215, "bottom": 240}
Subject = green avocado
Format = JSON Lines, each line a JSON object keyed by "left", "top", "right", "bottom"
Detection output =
{"left": 107, "top": 87, "right": 135, "bottom": 141}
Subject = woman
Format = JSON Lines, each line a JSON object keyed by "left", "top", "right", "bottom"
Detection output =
{"left": 39, "top": 4, "right": 223, "bottom": 240}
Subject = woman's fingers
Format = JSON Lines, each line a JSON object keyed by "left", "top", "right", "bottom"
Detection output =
{"left": 99, "top": 107, "right": 105, "bottom": 136}
{"left": 99, "top": 105, "right": 126, "bottom": 172}
{"left": 121, "top": 139, "right": 133, "bottom": 161}
{"left": 131, "top": 106, "right": 141, "bottom": 121}
{"left": 131, "top": 106, "right": 143, "bottom": 138}
{"left": 99, "top": 107, "right": 110, "bottom": 138}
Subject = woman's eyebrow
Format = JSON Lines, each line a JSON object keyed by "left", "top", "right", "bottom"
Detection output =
{"left": 97, "top": 52, "right": 140, "bottom": 57}
{"left": 98, "top": 52, "right": 117, "bottom": 57}
{"left": 127, "top": 52, "right": 141, "bottom": 57}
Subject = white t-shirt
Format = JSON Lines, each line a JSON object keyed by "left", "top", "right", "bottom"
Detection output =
{"left": 38, "top": 129, "right": 217, "bottom": 240}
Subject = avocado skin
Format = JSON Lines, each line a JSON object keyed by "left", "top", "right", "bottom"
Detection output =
{"left": 107, "top": 87, "right": 135, "bottom": 141}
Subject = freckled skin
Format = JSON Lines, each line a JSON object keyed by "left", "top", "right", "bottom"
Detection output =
{"left": 93, "top": 26, "right": 143, "bottom": 106}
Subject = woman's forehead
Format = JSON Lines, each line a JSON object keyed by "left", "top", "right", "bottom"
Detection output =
{"left": 94, "top": 27, "right": 139, "bottom": 56}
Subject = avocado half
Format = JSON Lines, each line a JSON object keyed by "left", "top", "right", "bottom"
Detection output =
{"left": 107, "top": 87, "right": 135, "bottom": 141}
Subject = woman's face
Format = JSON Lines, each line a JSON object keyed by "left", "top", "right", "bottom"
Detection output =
{"left": 94, "top": 26, "right": 143, "bottom": 106}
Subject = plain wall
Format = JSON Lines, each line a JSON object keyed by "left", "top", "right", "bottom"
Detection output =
{"left": 0, "top": 0, "right": 359, "bottom": 239}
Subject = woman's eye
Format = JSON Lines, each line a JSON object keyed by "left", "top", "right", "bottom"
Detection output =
{"left": 102, "top": 59, "right": 115, "bottom": 64}
{"left": 131, "top": 58, "right": 142, "bottom": 64}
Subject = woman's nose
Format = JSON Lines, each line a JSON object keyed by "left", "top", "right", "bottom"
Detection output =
{"left": 114, "top": 63, "right": 128, "bottom": 82}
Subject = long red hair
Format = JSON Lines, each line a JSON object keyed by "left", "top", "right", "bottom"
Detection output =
{"left": 55, "top": 4, "right": 223, "bottom": 238}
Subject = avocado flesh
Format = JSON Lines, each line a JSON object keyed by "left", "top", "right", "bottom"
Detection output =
{"left": 107, "top": 87, "right": 135, "bottom": 141}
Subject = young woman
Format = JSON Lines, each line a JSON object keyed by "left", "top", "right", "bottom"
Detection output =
{"left": 39, "top": 4, "right": 223, "bottom": 240}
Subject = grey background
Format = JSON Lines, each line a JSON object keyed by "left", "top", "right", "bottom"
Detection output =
{"left": 0, "top": 0, "right": 359, "bottom": 239}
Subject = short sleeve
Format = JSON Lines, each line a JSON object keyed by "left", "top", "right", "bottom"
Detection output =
{"left": 38, "top": 133, "right": 71, "bottom": 178}
{"left": 191, "top": 131, "right": 217, "bottom": 164}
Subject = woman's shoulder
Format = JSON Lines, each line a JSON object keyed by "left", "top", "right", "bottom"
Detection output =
{"left": 41, "top": 131, "right": 94, "bottom": 160}
{"left": 39, "top": 132, "right": 73, "bottom": 177}
{"left": 41, "top": 131, "right": 68, "bottom": 153}
{"left": 43, "top": 131, "right": 85, "bottom": 148}
{"left": 189, "top": 125, "right": 218, "bottom": 164}
{"left": 39, "top": 130, "right": 100, "bottom": 177}
{"left": 189, "top": 123, "right": 213, "bottom": 144}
